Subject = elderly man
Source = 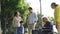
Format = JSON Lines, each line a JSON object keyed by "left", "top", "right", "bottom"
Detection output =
{"left": 42, "top": 17, "right": 52, "bottom": 28}
{"left": 51, "top": 2, "right": 60, "bottom": 34}
{"left": 42, "top": 17, "right": 52, "bottom": 34}
{"left": 27, "top": 7, "right": 38, "bottom": 34}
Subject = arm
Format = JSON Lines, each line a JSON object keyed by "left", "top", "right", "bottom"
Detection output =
{"left": 44, "top": 22, "right": 52, "bottom": 29}
{"left": 22, "top": 26, "right": 24, "bottom": 34}
{"left": 33, "top": 13, "right": 38, "bottom": 22}
{"left": 26, "top": 14, "right": 29, "bottom": 25}
{"left": 54, "top": 7, "right": 60, "bottom": 29}
{"left": 13, "top": 17, "right": 17, "bottom": 27}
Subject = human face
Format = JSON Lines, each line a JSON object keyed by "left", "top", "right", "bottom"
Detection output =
{"left": 51, "top": 4, "right": 55, "bottom": 9}
{"left": 29, "top": 9, "right": 32, "bottom": 13}
{"left": 16, "top": 12, "right": 20, "bottom": 17}
{"left": 42, "top": 18, "right": 47, "bottom": 23}
{"left": 42, "top": 18, "right": 46, "bottom": 22}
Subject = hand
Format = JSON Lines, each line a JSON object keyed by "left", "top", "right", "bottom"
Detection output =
{"left": 39, "top": 26, "right": 42, "bottom": 29}
{"left": 34, "top": 21, "right": 36, "bottom": 22}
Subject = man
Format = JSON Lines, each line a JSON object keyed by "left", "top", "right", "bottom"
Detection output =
{"left": 27, "top": 7, "right": 38, "bottom": 34}
{"left": 42, "top": 17, "right": 52, "bottom": 28}
{"left": 51, "top": 2, "right": 60, "bottom": 34}
{"left": 42, "top": 17, "right": 52, "bottom": 34}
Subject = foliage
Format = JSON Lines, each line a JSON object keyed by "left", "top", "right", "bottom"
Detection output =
{"left": 1, "top": 0, "right": 29, "bottom": 34}
{"left": 48, "top": 17, "right": 55, "bottom": 24}
{"left": 36, "top": 13, "right": 43, "bottom": 28}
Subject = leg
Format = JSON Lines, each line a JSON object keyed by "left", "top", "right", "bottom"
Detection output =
{"left": 33, "top": 23, "right": 36, "bottom": 30}
{"left": 17, "top": 27, "right": 20, "bottom": 34}
{"left": 17, "top": 27, "right": 21, "bottom": 34}
{"left": 17, "top": 27, "right": 23, "bottom": 34}
{"left": 19, "top": 27, "right": 22, "bottom": 34}
{"left": 58, "top": 24, "right": 60, "bottom": 34}
{"left": 28, "top": 24, "right": 34, "bottom": 34}
{"left": 28, "top": 25, "right": 32, "bottom": 34}
{"left": 14, "top": 27, "right": 18, "bottom": 34}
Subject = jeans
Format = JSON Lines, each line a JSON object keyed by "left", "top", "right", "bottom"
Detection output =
{"left": 14, "top": 27, "right": 23, "bottom": 34}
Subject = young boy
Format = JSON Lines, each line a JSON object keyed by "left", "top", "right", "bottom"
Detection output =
{"left": 17, "top": 21, "right": 24, "bottom": 34}
{"left": 20, "top": 21, "right": 24, "bottom": 34}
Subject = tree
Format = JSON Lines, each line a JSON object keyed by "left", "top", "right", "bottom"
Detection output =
{"left": 1, "top": 0, "right": 29, "bottom": 34}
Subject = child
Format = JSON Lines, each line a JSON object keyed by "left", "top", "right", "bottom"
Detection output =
{"left": 20, "top": 21, "right": 24, "bottom": 34}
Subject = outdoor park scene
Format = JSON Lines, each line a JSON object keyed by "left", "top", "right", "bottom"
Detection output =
{"left": 1, "top": 0, "right": 60, "bottom": 34}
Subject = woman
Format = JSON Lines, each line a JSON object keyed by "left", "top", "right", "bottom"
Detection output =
{"left": 13, "top": 11, "right": 22, "bottom": 34}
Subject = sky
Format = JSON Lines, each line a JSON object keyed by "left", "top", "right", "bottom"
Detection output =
{"left": 25, "top": 0, "right": 60, "bottom": 18}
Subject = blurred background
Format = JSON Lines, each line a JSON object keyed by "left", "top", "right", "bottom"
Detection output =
{"left": 0, "top": 0, "right": 60, "bottom": 34}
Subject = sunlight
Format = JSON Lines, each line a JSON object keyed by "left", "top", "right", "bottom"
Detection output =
{"left": 25, "top": 0, "right": 60, "bottom": 17}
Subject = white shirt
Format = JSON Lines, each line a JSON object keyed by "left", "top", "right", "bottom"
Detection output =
{"left": 14, "top": 16, "right": 22, "bottom": 27}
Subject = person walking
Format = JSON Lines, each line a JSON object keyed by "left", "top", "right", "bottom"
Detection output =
{"left": 26, "top": 7, "right": 38, "bottom": 34}
{"left": 51, "top": 2, "right": 60, "bottom": 34}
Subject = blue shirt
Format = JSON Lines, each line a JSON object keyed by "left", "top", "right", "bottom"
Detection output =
{"left": 27, "top": 12, "right": 38, "bottom": 24}
{"left": 43, "top": 21, "right": 53, "bottom": 32}
{"left": 44, "top": 21, "right": 52, "bottom": 28}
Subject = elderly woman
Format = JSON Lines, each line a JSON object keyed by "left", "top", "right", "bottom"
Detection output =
{"left": 13, "top": 11, "right": 22, "bottom": 34}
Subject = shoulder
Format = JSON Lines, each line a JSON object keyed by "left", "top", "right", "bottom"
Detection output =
{"left": 19, "top": 16, "right": 22, "bottom": 19}
{"left": 57, "top": 5, "right": 60, "bottom": 8}
{"left": 47, "top": 21, "right": 51, "bottom": 24}
{"left": 55, "top": 5, "right": 60, "bottom": 10}
{"left": 32, "top": 12, "right": 36, "bottom": 15}
{"left": 48, "top": 21, "right": 51, "bottom": 23}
